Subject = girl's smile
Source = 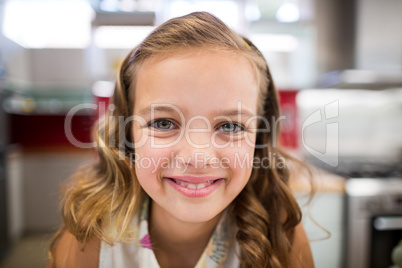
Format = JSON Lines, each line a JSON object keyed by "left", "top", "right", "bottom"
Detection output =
{"left": 163, "top": 175, "right": 225, "bottom": 198}
{"left": 132, "top": 49, "right": 259, "bottom": 224}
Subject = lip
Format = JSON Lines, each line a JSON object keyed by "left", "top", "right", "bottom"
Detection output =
{"left": 164, "top": 176, "right": 224, "bottom": 198}
{"left": 166, "top": 175, "right": 222, "bottom": 184}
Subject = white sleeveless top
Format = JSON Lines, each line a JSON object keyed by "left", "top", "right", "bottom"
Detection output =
{"left": 99, "top": 198, "right": 240, "bottom": 268}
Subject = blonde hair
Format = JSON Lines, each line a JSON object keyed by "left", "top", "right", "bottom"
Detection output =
{"left": 50, "top": 12, "right": 311, "bottom": 268}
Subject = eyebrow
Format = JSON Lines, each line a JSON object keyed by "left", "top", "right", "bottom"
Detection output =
{"left": 214, "top": 109, "right": 255, "bottom": 118}
{"left": 136, "top": 104, "right": 255, "bottom": 118}
{"left": 136, "top": 105, "right": 178, "bottom": 117}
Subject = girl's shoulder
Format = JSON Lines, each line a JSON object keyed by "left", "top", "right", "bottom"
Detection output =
{"left": 50, "top": 230, "right": 100, "bottom": 268}
{"left": 49, "top": 205, "right": 142, "bottom": 268}
{"left": 290, "top": 223, "right": 315, "bottom": 268}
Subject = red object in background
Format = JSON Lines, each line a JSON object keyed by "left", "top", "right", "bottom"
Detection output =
{"left": 94, "top": 96, "right": 111, "bottom": 121}
{"left": 278, "top": 90, "right": 299, "bottom": 150}
{"left": 9, "top": 95, "right": 112, "bottom": 148}
{"left": 8, "top": 94, "right": 113, "bottom": 149}
{"left": 9, "top": 114, "right": 94, "bottom": 148}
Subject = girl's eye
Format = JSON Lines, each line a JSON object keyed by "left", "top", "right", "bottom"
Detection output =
{"left": 218, "top": 122, "right": 244, "bottom": 133}
{"left": 149, "top": 119, "right": 177, "bottom": 130}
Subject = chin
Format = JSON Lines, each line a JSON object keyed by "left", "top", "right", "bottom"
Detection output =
{"left": 177, "top": 212, "right": 221, "bottom": 224}
{"left": 170, "top": 203, "right": 225, "bottom": 224}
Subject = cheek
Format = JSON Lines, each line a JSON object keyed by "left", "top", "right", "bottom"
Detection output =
{"left": 221, "top": 142, "right": 255, "bottom": 183}
{"left": 134, "top": 143, "right": 173, "bottom": 183}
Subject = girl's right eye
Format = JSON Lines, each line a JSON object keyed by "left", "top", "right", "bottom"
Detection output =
{"left": 148, "top": 119, "right": 177, "bottom": 130}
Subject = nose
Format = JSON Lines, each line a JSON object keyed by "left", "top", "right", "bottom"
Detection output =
{"left": 174, "top": 126, "right": 218, "bottom": 169}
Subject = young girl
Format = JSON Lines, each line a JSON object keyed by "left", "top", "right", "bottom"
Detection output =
{"left": 49, "top": 12, "right": 314, "bottom": 268}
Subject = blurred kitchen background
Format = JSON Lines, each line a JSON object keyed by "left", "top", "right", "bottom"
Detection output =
{"left": 0, "top": 0, "right": 401, "bottom": 267}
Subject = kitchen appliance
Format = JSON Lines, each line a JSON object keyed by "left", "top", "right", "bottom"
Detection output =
{"left": 345, "top": 178, "right": 402, "bottom": 268}
{"left": 297, "top": 87, "right": 402, "bottom": 267}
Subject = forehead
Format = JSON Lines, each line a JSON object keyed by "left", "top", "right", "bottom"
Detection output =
{"left": 133, "top": 49, "right": 259, "bottom": 117}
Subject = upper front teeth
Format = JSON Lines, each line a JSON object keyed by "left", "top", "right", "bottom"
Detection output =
{"left": 175, "top": 180, "right": 214, "bottom": 190}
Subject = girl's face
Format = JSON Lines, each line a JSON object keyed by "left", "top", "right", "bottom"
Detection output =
{"left": 132, "top": 49, "right": 259, "bottom": 223}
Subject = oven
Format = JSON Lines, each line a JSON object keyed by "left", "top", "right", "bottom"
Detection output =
{"left": 345, "top": 178, "right": 402, "bottom": 268}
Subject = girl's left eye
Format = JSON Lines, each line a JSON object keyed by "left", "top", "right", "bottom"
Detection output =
{"left": 149, "top": 119, "right": 177, "bottom": 130}
{"left": 218, "top": 122, "right": 244, "bottom": 133}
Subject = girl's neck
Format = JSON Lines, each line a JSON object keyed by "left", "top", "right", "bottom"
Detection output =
{"left": 148, "top": 200, "right": 222, "bottom": 267}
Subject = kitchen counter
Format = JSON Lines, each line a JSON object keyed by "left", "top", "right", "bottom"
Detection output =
{"left": 289, "top": 164, "right": 346, "bottom": 194}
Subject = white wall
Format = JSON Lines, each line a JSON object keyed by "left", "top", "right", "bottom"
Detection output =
{"left": 299, "top": 192, "right": 345, "bottom": 268}
{"left": 6, "top": 149, "right": 92, "bottom": 235}
{"left": 355, "top": 0, "right": 402, "bottom": 71}
{"left": 28, "top": 49, "right": 92, "bottom": 88}
{"left": 22, "top": 150, "right": 93, "bottom": 232}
